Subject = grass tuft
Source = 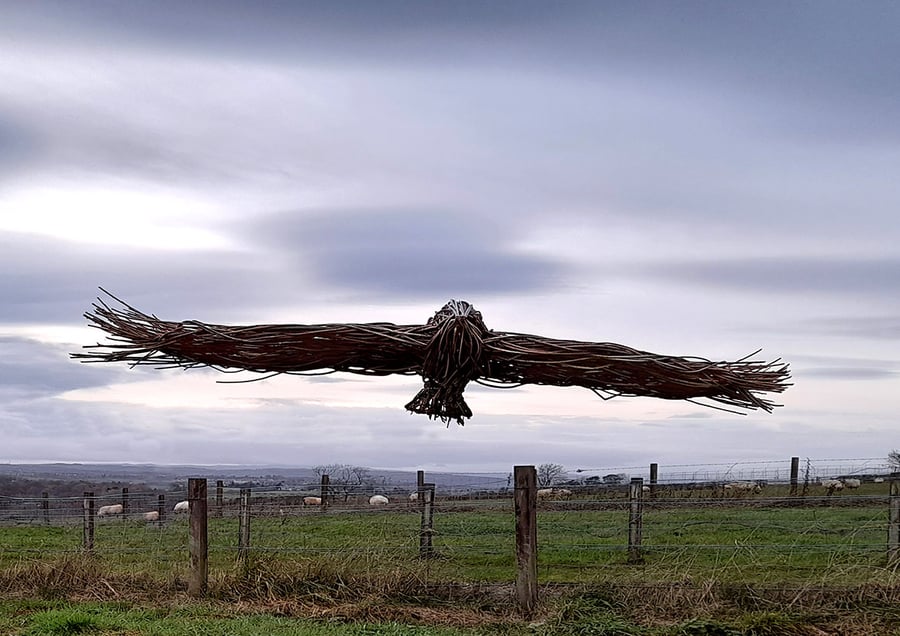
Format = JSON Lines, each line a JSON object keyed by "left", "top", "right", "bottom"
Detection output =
{"left": 0, "top": 555, "right": 174, "bottom": 601}
{"left": 25, "top": 609, "right": 104, "bottom": 635}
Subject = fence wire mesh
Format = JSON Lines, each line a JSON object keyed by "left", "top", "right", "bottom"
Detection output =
{"left": 1, "top": 463, "right": 898, "bottom": 589}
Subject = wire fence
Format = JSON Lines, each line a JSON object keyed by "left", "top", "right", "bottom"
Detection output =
{"left": 2, "top": 467, "right": 898, "bottom": 595}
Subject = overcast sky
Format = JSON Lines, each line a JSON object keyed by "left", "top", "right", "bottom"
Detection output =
{"left": 1, "top": 2, "right": 898, "bottom": 476}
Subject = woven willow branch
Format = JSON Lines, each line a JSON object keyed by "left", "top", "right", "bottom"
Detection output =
{"left": 72, "top": 291, "right": 791, "bottom": 424}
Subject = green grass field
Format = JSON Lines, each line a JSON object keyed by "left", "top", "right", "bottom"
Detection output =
{"left": 2, "top": 490, "right": 900, "bottom": 633}
{"left": 1, "top": 494, "right": 895, "bottom": 586}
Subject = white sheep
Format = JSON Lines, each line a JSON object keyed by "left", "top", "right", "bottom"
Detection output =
{"left": 821, "top": 479, "right": 844, "bottom": 494}
{"left": 303, "top": 496, "right": 322, "bottom": 506}
{"left": 97, "top": 504, "right": 123, "bottom": 517}
{"left": 642, "top": 485, "right": 651, "bottom": 493}
{"left": 173, "top": 500, "right": 190, "bottom": 513}
{"left": 537, "top": 487, "right": 572, "bottom": 500}
{"left": 842, "top": 478, "right": 861, "bottom": 489}
{"left": 726, "top": 482, "right": 761, "bottom": 494}
{"left": 369, "top": 495, "right": 389, "bottom": 505}
{"left": 143, "top": 511, "right": 159, "bottom": 522}
{"left": 874, "top": 477, "right": 885, "bottom": 484}
{"left": 409, "top": 491, "right": 419, "bottom": 502}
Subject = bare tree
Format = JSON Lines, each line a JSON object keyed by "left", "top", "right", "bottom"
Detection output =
{"left": 312, "top": 464, "right": 373, "bottom": 502}
{"left": 888, "top": 450, "right": 900, "bottom": 472}
{"left": 537, "top": 463, "right": 566, "bottom": 488}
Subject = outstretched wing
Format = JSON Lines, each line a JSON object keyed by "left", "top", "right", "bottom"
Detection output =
{"left": 480, "top": 332, "right": 791, "bottom": 414}
{"left": 72, "top": 291, "right": 791, "bottom": 423}
{"left": 72, "top": 290, "right": 428, "bottom": 378}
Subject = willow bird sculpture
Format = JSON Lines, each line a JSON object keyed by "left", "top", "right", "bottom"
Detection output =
{"left": 72, "top": 290, "right": 790, "bottom": 425}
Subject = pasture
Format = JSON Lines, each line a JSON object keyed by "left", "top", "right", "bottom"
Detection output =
{"left": 3, "top": 478, "right": 900, "bottom": 633}
{"left": 0, "top": 498, "right": 895, "bottom": 585}
{"left": 0, "top": 483, "right": 900, "bottom": 636}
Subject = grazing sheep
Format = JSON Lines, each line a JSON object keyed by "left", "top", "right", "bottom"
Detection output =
{"left": 143, "top": 511, "right": 159, "bottom": 522}
{"left": 842, "top": 478, "right": 861, "bottom": 489}
{"left": 642, "top": 485, "right": 651, "bottom": 493}
{"left": 173, "top": 500, "right": 190, "bottom": 513}
{"left": 303, "top": 496, "right": 322, "bottom": 506}
{"left": 409, "top": 491, "right": 419, "bottom": 502}
{"left": 874, "top": 477, "right": 885, "bottom": 484}
{"left": 369, "top": 495, "right": 389, "bottom": 505}
{"left": 821, "top": 479, "right": 844, "bottom": 494}
{"left": 726, "top": 482, "right": 761, "bottom": 494}
{"left": 537, "top": 487, "right": 572, "bottom": 500}
{"left": 97, "top": 504, "right": 123, "bottom": 516}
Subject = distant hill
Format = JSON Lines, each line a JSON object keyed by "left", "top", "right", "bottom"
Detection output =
{"left": 0, "top": 463, "right": 508, "bottom": 496}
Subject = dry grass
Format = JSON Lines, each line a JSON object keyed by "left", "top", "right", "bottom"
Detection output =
{"left": 0, "top": 554, "right": 183, "bottom": 601}
{"left": 5, "top": 555, "right": 900, "bottom": 633}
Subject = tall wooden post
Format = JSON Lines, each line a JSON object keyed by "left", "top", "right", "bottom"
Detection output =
{"left": 320, "top": 474, "right": 330, "bottom": 511}
{"left": 649, "top": 463, "right": 658, "bottom": 497}
{"left": 188, "top": 478, "right": 208, "bottom": 597}
{"left": 628, "top": 478, "right": 644, "bottom": 564}
{"left": 419, "top": 483, "right": 435, "bottom": 558}
{"left": 42, "top": 492, "right": 50, "bottom": 526}
{"left": 216, "top": 480, "right": 224, "bottom": 517}
{"left": 82, "top": 492, "right": 95, "bottom": 553}
{"left": 514, "top": 465, "right": 538, "bottom": 616}
{"left": 122, "top": 487, "right": 129, "bottom": 515}
{"left": 889, "top": 478, "right": 900, "bottom": 565}
{"left": 238, "top": 488, "right": 251, "bottom": 563}
{"left": 417, "top": 470, "right": 426, "bottom": 509}
{"left": 789, "top": 457, "right": 800, "bottom": 496}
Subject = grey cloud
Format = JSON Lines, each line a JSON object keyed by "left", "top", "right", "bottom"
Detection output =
{"left": 798, "top": 368, "right": 896, "bottom": 381}
{"left": 784, "top": 353, "right": 897, "bottom": 381}
{"left": 247, "top": 209, "right": 568, "bottom": 300}
{"left": 789, "top": 353, "right": 898, "bottom": 368}
{"left": 1, "top": 85, "right": 267, "bottom": 190}
{"left": 0, "top": 336, "right": 133, "bottom": 397}
{"left": 0, "top": 392, "right": 892, "bottom": 470}
{"left": 0, "top": 111, "right": 41, "bottom": 173}
{"left": 5, "top": 2, "right": 897, "bottom": 142}
{"left": 3, "top": 7, "right": 897, "bottom": 243}
{"left": 799, "top": 317, "right": 900, "bottom": 341}
{"left": 631, "top": 257, "right": 900, "bottom": 297}
{"left": 0, "top": 232, "right": 318, "bottom": 324}
{"left": 666, "top": 412, "right": 714, "bottom": 420}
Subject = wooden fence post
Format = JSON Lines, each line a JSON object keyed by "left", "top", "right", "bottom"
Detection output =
{"left": 514, "top": 465, "right": 538, "bottom": 616}
{"left": 216, "top": 480, "right": 224, "bottom": 518}
{"left": 122, "top": 487, "right": 129, "bottom": 515}
{"left": 790, "top": 457, "right": 800, "bottom": 496}
{"left": 42, "top": 492, "right": 49, "bottom": 526}
{"left": 157, "top": 494, "right": 166, "bottom": 527}
{"left": 417, "top": 470, "right": 426, "bottom": 510}
{"left": 188, "top": 478, "right": 208, "bottom": 597}
{"left": 889, "top": 478, "right": 900, "bottom": 565}
{"left": 649, "top": 463, "right": 658, "bottom": 497}
{"left": 82, "top": 491, "right": 95, "bottom": 553}
{"left": 320, "top": 475, "right": 330, "bottom": 511}
{"left": 238, "top": 488, "right": 252, "bottom": 563}
{"left": 628, "top": 478, "right": 644, "bottom": 564}
{"left": 419, "top": 483, "right": 435, "bottom": 558}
